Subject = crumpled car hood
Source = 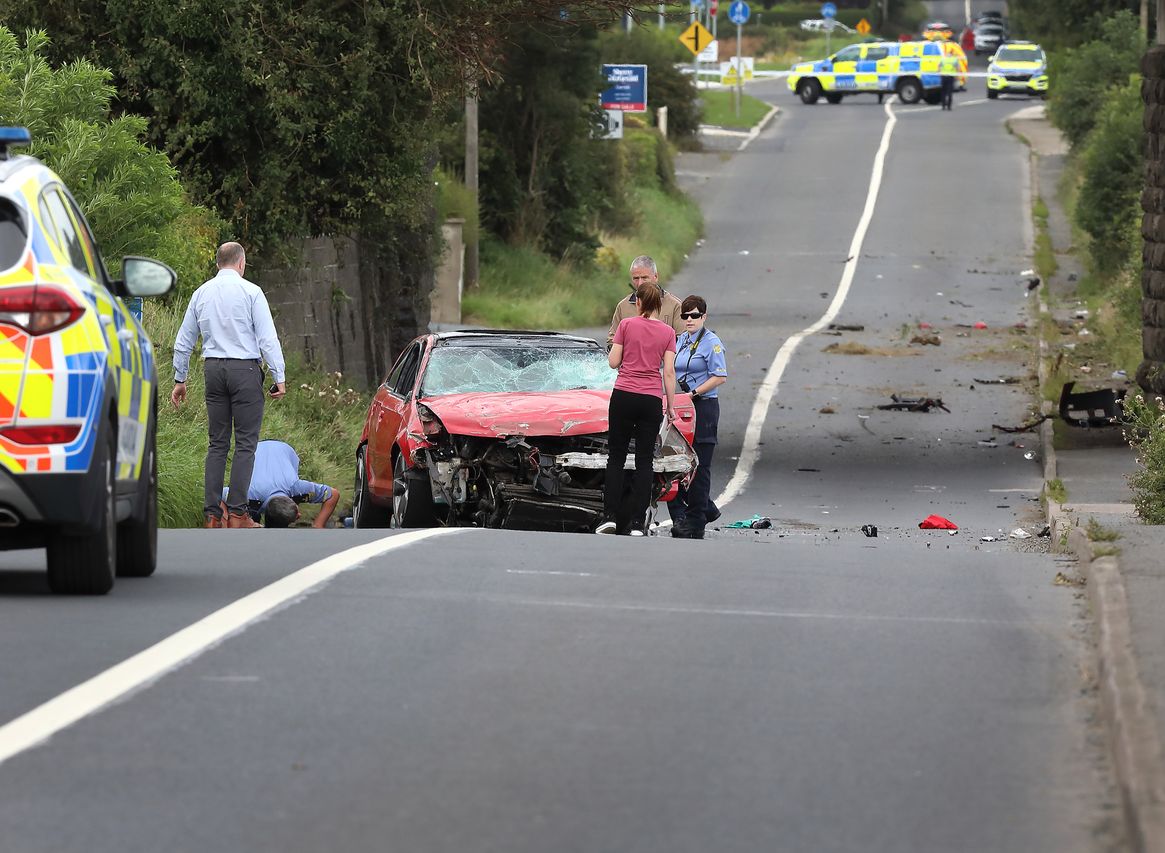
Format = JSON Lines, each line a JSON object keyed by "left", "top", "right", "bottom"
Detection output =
{"left": 421, "top": 390, "right": 614, "bottom": 437}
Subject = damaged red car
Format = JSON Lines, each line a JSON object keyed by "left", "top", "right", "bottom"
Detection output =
{"left": 353, "top": 331, "right": 697, "bottom": 532}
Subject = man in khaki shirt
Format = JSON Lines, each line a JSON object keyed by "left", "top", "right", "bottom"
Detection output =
{"left": 606, "top": 255, "right": 684, "bottom": 349}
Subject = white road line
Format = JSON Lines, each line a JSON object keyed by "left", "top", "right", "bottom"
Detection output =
{"left": 0, "top": 528, "right": 464, "bottom": 767}
{"left": 507, "top": 569, "right": 596, "bottom": 577}
{"left": 714, "top": 99, "right": 900, "bottom": 509}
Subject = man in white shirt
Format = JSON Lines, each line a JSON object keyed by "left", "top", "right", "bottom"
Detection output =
{"left": 172, "top": 242, "right": 286, "bottom": 529}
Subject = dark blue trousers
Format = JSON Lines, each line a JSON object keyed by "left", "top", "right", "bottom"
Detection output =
{"left": 668, "top": 396, "right": 719, "bottom": 532}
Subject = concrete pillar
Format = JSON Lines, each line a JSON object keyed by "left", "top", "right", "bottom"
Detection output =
{"left": 431, "top": 218, "right": 465, "bottom": 326}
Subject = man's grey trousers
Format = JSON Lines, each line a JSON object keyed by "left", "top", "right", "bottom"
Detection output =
{"left": 203, "top": 359, "right": 265, "bottom": 518}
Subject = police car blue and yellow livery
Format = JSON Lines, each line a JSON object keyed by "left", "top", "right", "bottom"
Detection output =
{"left": 0, "top": 127, "right": 175, "bottom": 594}
{"left": 987, "top": 42, "right": 1049, "bottom": 99}
{"left": 788, "top": 40, "right": 949, "bottom": 105}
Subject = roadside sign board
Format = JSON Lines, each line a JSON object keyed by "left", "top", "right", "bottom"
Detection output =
{"left": 697, "top": 39, "right": 719, "bottom": 63}
{"left": 856, "top": 17, "right": 871, "bottom": 34}
{"left": 821, "top": 2, "right": 837, "bottom": 18}
{"left": 679, "top": 21, "right": 714, "bottom": 56}
{"left": 719, "top": 57, "right": 755, "bottom": 85}
{"left": 602, "top": 109, "right": 624, "bottom": 139}
{"left": 728, "top": 0, "right": 750, "bottom": 25}
{"left": 600, "top": 64, "right": 648, "bottom": 112}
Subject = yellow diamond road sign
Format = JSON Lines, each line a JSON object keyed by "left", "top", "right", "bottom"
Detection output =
{"left": 679, "top": 21, "right": 714, "bottom": 57}
{"left": 856, "top": 18, "right": 871, "bottom": 35}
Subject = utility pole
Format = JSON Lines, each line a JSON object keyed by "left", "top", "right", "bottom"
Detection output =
{"left": 1144, "top": 0, "right": 1150, "bottom": 36}
{"left": 464, "top": 87, "right": 479, "bottom": 290}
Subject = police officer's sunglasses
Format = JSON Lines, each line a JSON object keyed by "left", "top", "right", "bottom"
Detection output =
{"left": 680, "top": 311, "right": 705, "bottom": 320}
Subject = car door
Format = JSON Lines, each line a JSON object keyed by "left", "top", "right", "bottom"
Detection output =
{"left": 367, "top": 341, "right": 423, "bottom": 491}
{"left": 827, "top": 44, "right": 863, "bottom": 91}
{"left": 859, "top": 45, "right": 890, "bottom": 89}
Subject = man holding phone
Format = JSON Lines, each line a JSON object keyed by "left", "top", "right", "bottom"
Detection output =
{"left": 172, "top": 242, "right": 287, "bottom": 529}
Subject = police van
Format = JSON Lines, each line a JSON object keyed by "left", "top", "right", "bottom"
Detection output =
{"left": 788, "top": 40, "right": 959, "bottom": 105}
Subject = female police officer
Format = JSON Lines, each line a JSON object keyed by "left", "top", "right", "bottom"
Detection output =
{"left": 670, "top": 295, "right": 727, "bottom": 539}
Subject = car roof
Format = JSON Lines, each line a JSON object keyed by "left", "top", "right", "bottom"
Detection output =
{"left": 432, "top": 331, "right": 601, "bottom": 348}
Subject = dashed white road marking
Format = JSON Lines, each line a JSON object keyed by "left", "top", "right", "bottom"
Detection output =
{"left": 714, "top": 99, "right": 900, "bottom": 509}
{"left": 0, "top": 528, "right": 465, "bottom": 767}
{"left": 507, "top": 570, "right": 597, "bottom": 577}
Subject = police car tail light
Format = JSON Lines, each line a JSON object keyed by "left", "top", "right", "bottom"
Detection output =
{"left": 0, "top": 285, "right": 85, "bottom": 335}
{"left": 0, "top": 424, "right": 82, "bottom": 444}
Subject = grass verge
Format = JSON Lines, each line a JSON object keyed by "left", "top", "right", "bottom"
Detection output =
{"left": 463, "top": 184, "right": 703, "bottom": 329}
{"left": 699, "top": 89, "right": 772, "bottom": 128}
{"left": 1046, "top": 478, "right": 1068, "bottom": 504}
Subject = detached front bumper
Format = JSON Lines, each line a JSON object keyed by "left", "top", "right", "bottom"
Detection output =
{"left": 987, "top": 73, "right": 1048, "bottom": 93}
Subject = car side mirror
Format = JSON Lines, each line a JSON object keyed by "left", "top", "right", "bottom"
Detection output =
{"left": 119, "top": 256, "right": 176, "bottom": 298}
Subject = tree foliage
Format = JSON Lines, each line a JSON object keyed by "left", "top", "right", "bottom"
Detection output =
{"left": 1011, "top": 0, "right": 1144, "bottom": 49}
{"left": 1076, "top": 77, "right": 1144, "bottom": 272}
{"left": 0, "top": 27, "right": 219, "bottom": 289}
{"left": 1046, "top": 10, "right": 1143, "bottom": 150}
{"left": 600, "top": 25, "right": 702, "bottom": 142}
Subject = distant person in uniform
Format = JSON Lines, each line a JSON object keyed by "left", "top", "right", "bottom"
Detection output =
{"left": 940, "top": 53, "right": 958, "bottom": 110}
{"left": 598, "top": 283, "right": 678, "bottom": 536}
{"left": 606, "top": 255, "right": 684, "bottom": 350}
{"left": 219, "top": 439, "right": 341, "bottom": 528}
{"left": 669, "top": 296, "right": 728, "bottom": 540}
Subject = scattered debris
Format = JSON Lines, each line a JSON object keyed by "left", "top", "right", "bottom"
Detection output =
{"left": 918, "top": 321, "right": 933, "bottom": 329}
{"left": 977, "top": 439, "right": 998, "bottom": 447}
{"left": 1078, "top": 328, "right": 1091, "bottom": 337}
{"left": 828, "top": 323, "right": 865, "bottom": 332}
{"left": 1112, "top": 369, "right": 1128, "bottom": 380}
{"left": 726, "top": 515, "right": 772, "bottom": 529}
{"left": 818, "top": 405, "right": 836, "bottom": 414}
{"left": 1059, "top": 381, "right": 1127, "bottom": 429}
{"left": 980, "top": 535, "right": 998, "bottom": 542}
{"left": 972, "top": 321, "right": 988, "bottom": 330}
{"left": 1024, "top": 451, "right": 1036, "bottom": 461}
{"left": 1037, "top": 524, "right": 1051, "bottom": 538}
{"left": 861, "top": 524, "right": 878, "bottom": 537}
{"left": 739, "top": 250, "right": 750, "bottom": 255}
{"left": 950, "top": 299, "right": 973, "bottom": 308}
{"left": 796, "top": 468, "right": 821, "bottom": 472}
{"left": 919, "top": 514, "right": 958, "bottom": 530}
{"left": 973, "top": 376, "right": 1022, "bottom": 385}
{"left": 992, "top": 415, "right": 1049, "bottom": 433}
{"left": 824, "top": 342, "right": 920, "bottom": 357}
{"left": 878, "top": 394, "right": 949, "bottom": 413}
{"left": 1054, "top": 572, "right": 1086, "bottom": 587}
{"left": 1019, "top": 269, "right": 1040, "bottom": 290}
{"left": 910, "top": 333, "right": 942, "bottom": 346}
{"left": 1009, "top": 528, "right": 1032, "bottom": 540}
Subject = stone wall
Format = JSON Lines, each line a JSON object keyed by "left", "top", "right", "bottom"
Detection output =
{"left": 1141, "top": 45, "right": 1165, "bottom": 393}
{"left": 254, "top": 231, "right": 436, "bottom": 391}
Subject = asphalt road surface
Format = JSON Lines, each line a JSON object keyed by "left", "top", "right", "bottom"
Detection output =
{"left": 0, "top": 70, "right": 1122, "bottom": 853}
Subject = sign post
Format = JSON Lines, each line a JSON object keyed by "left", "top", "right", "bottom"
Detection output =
{"left": 678, "top": 20, "right": 714, "bottom": 89}
{"left": 728, "top": 1, "right": 750, "bottom": 119}
{"left": 821, "top": 2, "right": 837, "bottom": 56}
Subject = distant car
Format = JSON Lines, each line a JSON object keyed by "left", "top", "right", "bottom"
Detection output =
{"left": 353, "top": 331, "right": 698, "bottom": 532}
{"left": 976, "top": 11, "right": 1005, "bottom": 24}
{"left": 987, "top": 42, "right": 1049, "bottom": 99}
{"left": 0, "top": 127, "right": 176, "bottom": 594}
{"left": 922, "top": 21, "right": 954, "bottom": 41}
{"left": 974, "top": 24, "right": 1006, "bottom": 55}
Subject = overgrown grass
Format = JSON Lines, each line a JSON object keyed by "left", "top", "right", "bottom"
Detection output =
{"left": 699, "top": 89, "right": 772, "bottom": 128}
{"left": 1086, "top": 517, "right": 1120, "bottom": 541}
{"left": 463, "top": 183, "right": 702, "bottom": 329}
{"left": 1032, "top": 195, "right": 1058, "bottom": 282}
{"left": 1046, "top": 478, "right": 1068, "bottom": 504}
{"left": 145, "top": 300, "right": 367, "bottom": 528}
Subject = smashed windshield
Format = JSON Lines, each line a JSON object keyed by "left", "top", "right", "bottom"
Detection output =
{"left": 996, "top": 47, "right": 1044, "bottom": 63}
{"left": 421, "top": 344, "right": 615, "bottom": 395}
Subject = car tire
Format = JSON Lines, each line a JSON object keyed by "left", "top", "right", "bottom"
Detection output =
{"left": 47, "top": 428, "right": 116, "bottom": 595}
{"left": 896, "top": 78, "right": 923, "bottom": 104}
{"left": 116, "top": 422, "right": 157, "bottom": 578}
{"left": 987, "top": 89, "right": 998, "bottom": 99}
{"left": 798, "top": 79, "right": 822, "bottom": 105}
{"left": 824, "top": 92, "right": 843, "bottom": 105}
{"left": 391, "top": 452, "right": 435, "bottom": 529}
{"left": 353, "top": 445, "right": 391, "bottom": 528}
{"left": 924, "top": 91, "right": 942, "bottom": 105}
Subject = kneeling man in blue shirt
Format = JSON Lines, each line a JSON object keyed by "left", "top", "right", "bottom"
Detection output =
{"left": 221, "top": 440, "right": 340, "bottom": 528}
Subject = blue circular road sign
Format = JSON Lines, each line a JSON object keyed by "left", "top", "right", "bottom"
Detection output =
{"left": 728, "top": 0, "right": 750, "bottom": 25}
{"left": 821, "top": 2, "right": 837, "bottom": 18}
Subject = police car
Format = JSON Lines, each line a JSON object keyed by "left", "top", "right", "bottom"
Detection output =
{"left": 788, "top": 40, "right": 950, "bottom": 105}
{"left": 0, "top": 127, "right": 175, "bottom": 594}
{"left": 986, "top": 42, "right": 1049, "bottom": 98}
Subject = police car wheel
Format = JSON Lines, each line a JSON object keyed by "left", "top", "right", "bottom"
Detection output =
{"left": 896, "top": 78, "right": 923, "bottom": 104}
{"left": 353, "top": 445, "right": 391, "bottom": 528}
{"left": 987, "top": 89, "right": 998, "bottom": 99}
{"left": 824, "top": 93, "right": 843, "bottom": 105}
{"left": 116, "top": 430, "right": 158, "bottom": 578}
{"left": 46, "top": 428, "right": 116, "bottom": 595}
{"left": 798, "top": 79, "right": 822, "bottom": 105}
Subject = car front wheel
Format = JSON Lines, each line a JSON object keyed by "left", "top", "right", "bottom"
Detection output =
{"left": 391, "top": 453, "right": 435, "bottom": 529}
{"left": 798, "top": 79, "right": 822, "bottom": 105}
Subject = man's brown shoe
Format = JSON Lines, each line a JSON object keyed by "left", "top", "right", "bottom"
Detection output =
{"left": 227, "top": 511, "right": 262, "bottom": 529}
{"left": 204, "top": 514, "right": 223, "bottom": 529}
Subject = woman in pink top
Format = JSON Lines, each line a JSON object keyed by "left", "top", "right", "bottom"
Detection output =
{"left": 596, "top": 283, "right": 678, "bottom": 535}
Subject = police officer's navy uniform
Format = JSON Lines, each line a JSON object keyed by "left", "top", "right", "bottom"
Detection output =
{"left": 670, "top": 327, "right": 727, "bottom": 536}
